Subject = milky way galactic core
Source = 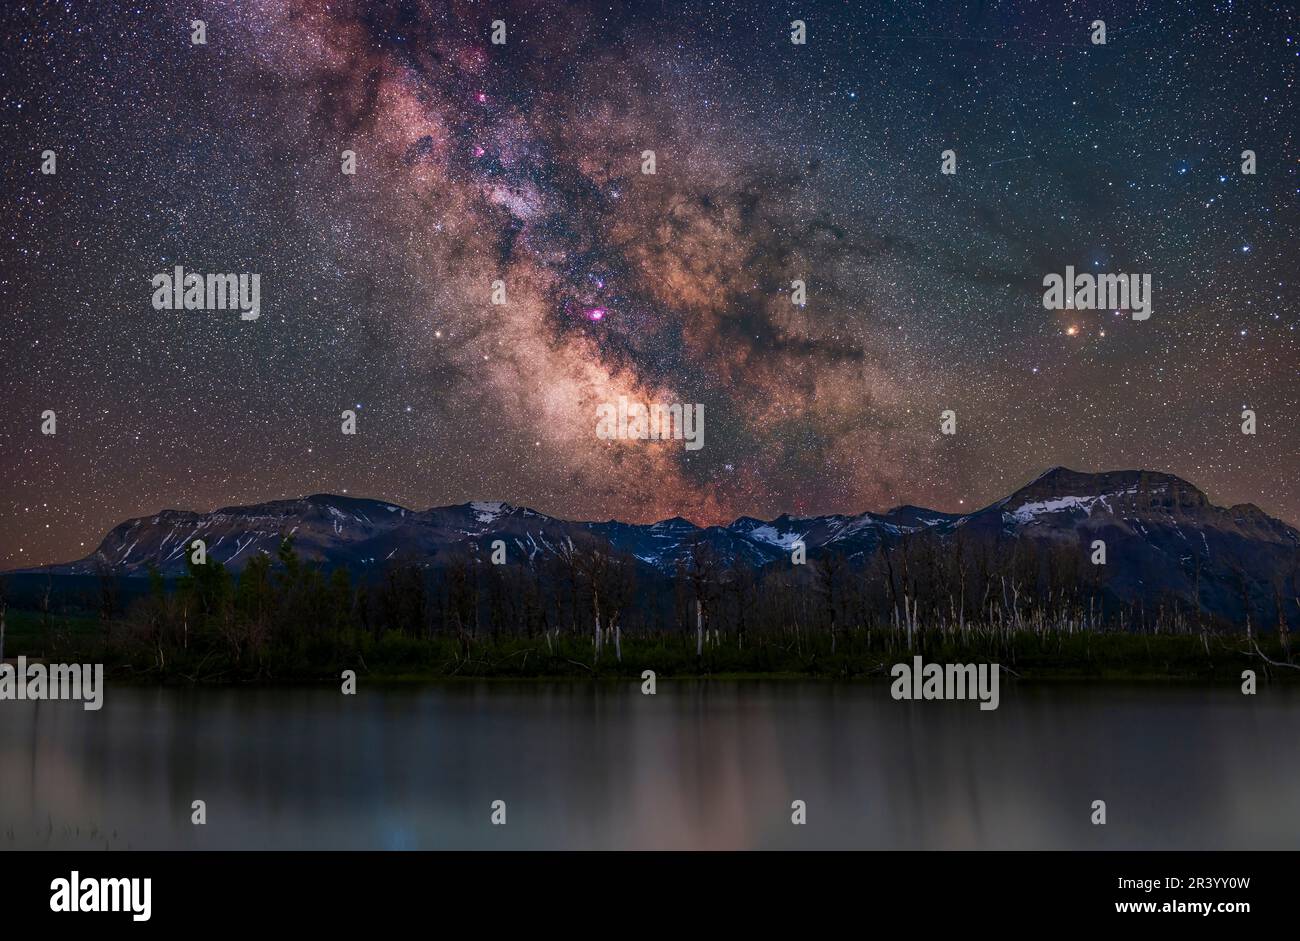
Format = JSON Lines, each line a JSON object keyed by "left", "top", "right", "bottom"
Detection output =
{"left": 1, "top": 1, "right": 1296, "bottom": 568}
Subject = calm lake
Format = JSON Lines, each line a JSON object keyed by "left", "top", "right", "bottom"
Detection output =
{"left": 2, "top": 680, "right": 1297, "bottom": 850}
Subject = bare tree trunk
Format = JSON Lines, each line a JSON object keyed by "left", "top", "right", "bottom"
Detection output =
{"left": 41, "top": 578, "right": 52, "bottom": 658}
{"left": 1275, "top": 583, "right": 1290, "bottom": 661}
{"left": 696, "top": 601, "right": 703, "bottom": 658}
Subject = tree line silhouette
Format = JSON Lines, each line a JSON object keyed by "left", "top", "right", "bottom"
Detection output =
{"left": 4, "top": 528, "right": 1296, "bottom": 680}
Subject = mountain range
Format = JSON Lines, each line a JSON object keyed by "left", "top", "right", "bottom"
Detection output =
{"left": 8, "top": 468, "right": 1299, "bottom": 626}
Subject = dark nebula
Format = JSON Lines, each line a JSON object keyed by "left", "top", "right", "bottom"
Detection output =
{"left": 1, "top": 0, "right": 1296, "bottom": 567}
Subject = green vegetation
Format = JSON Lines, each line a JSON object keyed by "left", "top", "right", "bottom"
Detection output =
{"left": 0, "top": 607, "right": 100, "bottom": 656}
{"left": 3, "top": 622, "right": 1296, "bottom": 684}
{"left": 2, "top": 536, "right": 1295, "bottom": 684}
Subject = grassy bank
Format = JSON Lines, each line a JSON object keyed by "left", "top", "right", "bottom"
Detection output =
{"left": 3, "top": 608, "right": 1296, "bottom": 684}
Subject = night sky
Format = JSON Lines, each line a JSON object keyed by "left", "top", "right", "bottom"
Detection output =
{"left": 1, "top": 0, "right": 1296, "bottom": 569}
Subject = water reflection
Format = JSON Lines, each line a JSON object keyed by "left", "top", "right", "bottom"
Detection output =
{"left": 1, "top": 681, "right": 1296, "bottom": 849}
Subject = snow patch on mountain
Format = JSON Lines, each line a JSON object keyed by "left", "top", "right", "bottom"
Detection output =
{"left": 746, "top": 524, "right": 806, "bottom": 549}
{"left": 1007, "top": 495, "right": 1102, "bottom": 523}
{"left": 470, "top": 501, "right": 507, "bottom": 524}
{"left": 1006, "top": 486, "right": 1143, "bottom": 524}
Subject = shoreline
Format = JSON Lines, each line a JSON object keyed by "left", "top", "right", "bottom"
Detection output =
{"left": 50, "top": 665, "right": 1300, "bottom": 688}
{"left": 5, "top": 607, "right": 1295, "bottom": 687}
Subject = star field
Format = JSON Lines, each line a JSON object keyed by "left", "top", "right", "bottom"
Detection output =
{"left": 1, "top": 0, "right": 1296, "bottom": 568}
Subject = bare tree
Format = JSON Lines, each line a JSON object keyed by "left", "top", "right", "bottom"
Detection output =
{"left": 817, "top": 552, "right": 847, "bottom": 654}
{"left": 685, "top": 538, "right": 718, "bottom": 659}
